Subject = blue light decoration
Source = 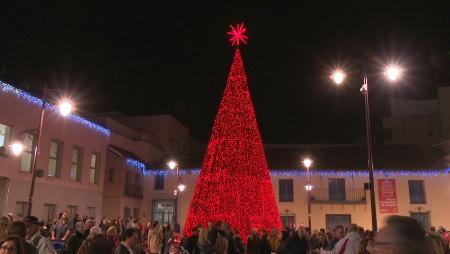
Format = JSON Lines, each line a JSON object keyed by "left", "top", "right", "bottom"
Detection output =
{"left": 126, "top": 157, "right": 450, "bottom": 177}
{"left": 0, "top": 81, "right": 110, "bottom": 136}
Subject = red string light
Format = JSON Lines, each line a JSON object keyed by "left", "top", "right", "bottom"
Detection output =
{"left": 183, "top": 49, "right": 281, "bottom": 240}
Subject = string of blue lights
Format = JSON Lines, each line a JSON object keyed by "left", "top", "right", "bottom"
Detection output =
{"left": 0, "top": 81, "right": 110, "bottom": 136}
{"left": 126, "top": 158, "right": 450, "bottom": 177}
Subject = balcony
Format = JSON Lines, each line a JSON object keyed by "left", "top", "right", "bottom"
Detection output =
{"left": 124, "top": 184, "right": 143, "bottom": 198}
{"left": 310, "top": 188, "right": 367, "bottom": 204}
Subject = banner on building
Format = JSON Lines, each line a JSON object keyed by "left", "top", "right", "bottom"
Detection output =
{"left": 378, "top": 179, "right": 398, "bottom": 213}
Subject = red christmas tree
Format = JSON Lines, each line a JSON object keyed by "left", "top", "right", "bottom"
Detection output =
{"left": 183, "top": 24, "right": 281, "bottom": 239}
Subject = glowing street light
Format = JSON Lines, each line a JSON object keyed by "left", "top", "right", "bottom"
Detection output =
{"left": 58, "top": 101, "right": 73, "bottom": 116}
{"left": 302, "top": 158, "right": 313, "bottom": 169}
{"left": 385, "top": 65, "right": 401, "bottom": 81}
{"left": 10, "top": 142, "right": 24, "bottom": 156}
{"left": 167, "top": 160, "right": 178, "bottom": 170}
{"left": 330, "top": 70, "right": 346, "bottom": 85}
{"left": 178, "top": 183, "right": 186, "bottom": 192}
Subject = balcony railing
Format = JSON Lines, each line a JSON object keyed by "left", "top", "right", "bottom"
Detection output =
{"left": 124, "top": 184, "right": 143, "bottom": 198}
{"left": 310, "top": 188, "right": 367, "bottom": 204}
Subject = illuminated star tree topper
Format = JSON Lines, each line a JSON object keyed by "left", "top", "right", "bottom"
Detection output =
{"left": 227, "top": 23, "right": 248, "bottom": 46}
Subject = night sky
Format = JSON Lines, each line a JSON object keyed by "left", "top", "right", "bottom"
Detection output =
{"left": 1, "top": 1, "right": 450, "bottom": 143}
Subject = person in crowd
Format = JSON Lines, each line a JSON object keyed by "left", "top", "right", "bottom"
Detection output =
{"left": 115, "top": 228, "right": 139, "bottom": 254}
{"left": 100, "top": 218, "right": 112, "bottom": 235}
{"left": 206, "top": 221, "right": 215, "bottom": 245}
{"left": 259, "top": 230, "right": 271, "bottom": 254}
{"left": 23, "top": 216, "right": 56, "bottom": 254}
{"left": 117, "top": 217, "right": 126, "bottom": 241}
{"left": 148, "top": 221, "right": 162, "bottom": 254}
{"left": 67, "top": 222, "right": 85, "bottom": 254}
{"left": 268, "top": 228, "right": 280, "bottom": 254}
{"left": 295, "top": 227, "right": 309, "bottom": 254}
{"left": 0, "top": 217, "right": 10, "bottom": 239}
{"left": 322, "top": 226, "right": 344, "bottom": 251}
{"left": 183, "top": 227, "right": 199, "bottom": 254}
{"left": 83, "top": 220, "right": 95, "bottom": 239}
{"left": 277, "top": 230, "right": 291, "bottom": 254}
{"left": 76, "top": 226, "right": 98, "bottom": 254}
{"left": 39, "top": 221, "right": 50, "bottom": 238}
{"left": 229, "top": 229, "right": 245, "bottom": 254}
{"left": 0, "top": 234, "right": 26, "bottom": 254}
{"left": 215, "top": 230, "right": 228, "bottom": 254}
{"left": 366, "top": 215, "right": 432, "bottom": 254}
{"left": 197, "top": 228, "right": 212, "bottom": 254}
{"left": 6, "top": 221, "right": 37, "bottom": 254}
{"left": 428, "top": 226, "right": 446, "bottom": 254}
{"left": 247, "top": 228, "right": 260, "bottom": 254}
{"left": 358, "top": 231, "right": 374, "bottom": 254}
{"left": 438, "top": 227, "right": 450, "bottom": 254}
{"left": 162, "top": 222, "right": 172, "bottom": 254}
{"left": 51, "top": 212, "right": 73, "bottom": 242}
{"left": 329, "top": 224, "right": 361, "bottom": 254}
{"left": 86, "top": 226, "right": 112, "bottom": 254}
{"left": 168, "top": 225, "right": 182, "bottom": 254}
{"left": 108, "top": 226, "right": 120, "bottom": 252}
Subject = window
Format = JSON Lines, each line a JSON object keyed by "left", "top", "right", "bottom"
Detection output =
{"left": 280, "top": 215, "right": 295, "bottom": 228}
{"left": 329, "top": 178, "right": 346, "bottom": 201}
{"left": 67, "top": 205, "right": 78, "bottom": 219}
{"left": 70, "top": 147, "right": 82, "bottom": 181}
{"left": 279, "top": 179, "right": 294, "bottom": 202}
{"left": 152, "top": 200, "right": 175, "bottom": 226}
{"left": 48, "top": 141, "right": 63, "bottom": 177}
{"left": 0, "top": 124, "right": 11, "bottom": 155}
{"left": 409, "top": 180, "right": 426, "bottom": 204}
{"left": 15, "top": 202, "right": 29, "bottom": 217}
{"left": 410, "top": 212, "right": 430, "bottom": 230}
{"left": 325, "top": 214, "right": 351, "bottom": 230}
{"left": 89, "top": 153, "right": 99, "bottom": 184}
{"left": 108, "top": 169, "right": 114, "bottom": 183}
{"left": 124, "top": 207, "right": 131, "bottom": 219}
{"left": 43, "top": 204, "right": 56, "bottom": 223}
{"left": 154, "top": 174, "right": 164, "bottom": 190}
{"left": 87, "top": 207, "right": 96, "bottom": 218}
{"left": 133, "top": 208, "right": 139, "bottom": 218}
{"left": 20, "top": 134, "right": 35, "bottom": 172}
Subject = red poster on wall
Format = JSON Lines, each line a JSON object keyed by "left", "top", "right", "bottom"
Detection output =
{"left": 378, "top": 179, "right": 398, "bottom": 213}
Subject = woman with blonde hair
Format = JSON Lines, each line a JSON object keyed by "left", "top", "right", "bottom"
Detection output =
{"left": 148, "top": 221, "right": 162, "bottom": 254}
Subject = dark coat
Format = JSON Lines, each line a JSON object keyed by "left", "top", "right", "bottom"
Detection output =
{"left": 87, "top": 235, "right": 113, "bottom": 254}
{"left": 67, "top": 231, "right": 85, "bottom": 254}
{"left": 259, "top": 236, "right": 272, "bottom": 254}
{"left": 115, "top": 243, "right": 132, "bottom": 254}
{"left": 183, "top": 235, "right": 200, "bottom": 254}
{"left": 247, "top": 235, "right": 260, "bottom": 254}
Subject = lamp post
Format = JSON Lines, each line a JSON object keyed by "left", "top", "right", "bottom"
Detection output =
{"left": 330, "top": 65, "right": 402, "bottom": 231}
{"left": 11, "top": 86, "right": 72, "bottom": 216}
{"left": 303, "top": 158, "right": 313, "bottom": 230}
{"left": 168, "top": 160, "right": 186, "bottom": 225}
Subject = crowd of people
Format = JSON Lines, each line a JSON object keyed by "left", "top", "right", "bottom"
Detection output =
{"left": 0, "top": 212, "right": 448, "bottom": 254}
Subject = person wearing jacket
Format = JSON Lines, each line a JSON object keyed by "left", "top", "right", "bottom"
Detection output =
{"left": 320, "top": 224, "right": 361, "bottom": 254}
{"left": 66, "top": 222, "right": 85, "bottom": 254}
{"left": 148, "top": 221, "right": 162, "bottom": 254}
{"left": 268, "top": 229, "right": 280, "bottom": 254}
{"left": 115, "top": 228, "right": 139, "bottom": 254}
{"left": 24, "top": 216, "right": 56, "bottom": 254}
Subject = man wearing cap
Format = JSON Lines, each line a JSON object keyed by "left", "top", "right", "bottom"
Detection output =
{"left": 24, "top": 216, "right": 57, "bottom": 254}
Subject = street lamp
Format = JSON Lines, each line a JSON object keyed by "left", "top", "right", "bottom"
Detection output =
{"left": 13, "top": 87, "right": 73, "bottom": 216}
{"left": 330, "top": 64, "right": 403, "bottom": 231}
{"left": 167, "top": 160, "right": 184, "bottom": 225}
{"left": 10, "top": 142, "right": 24, "bottom": 156}
{"left": 303, "top": 158, "right": 313, "bottom": 230}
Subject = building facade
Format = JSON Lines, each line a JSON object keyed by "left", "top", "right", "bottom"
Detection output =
{"left": 133, "top": 144, "right": 450, "bottom": 230}
{"left": 0, "top": 81, "right": 109, "bottom": 222}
